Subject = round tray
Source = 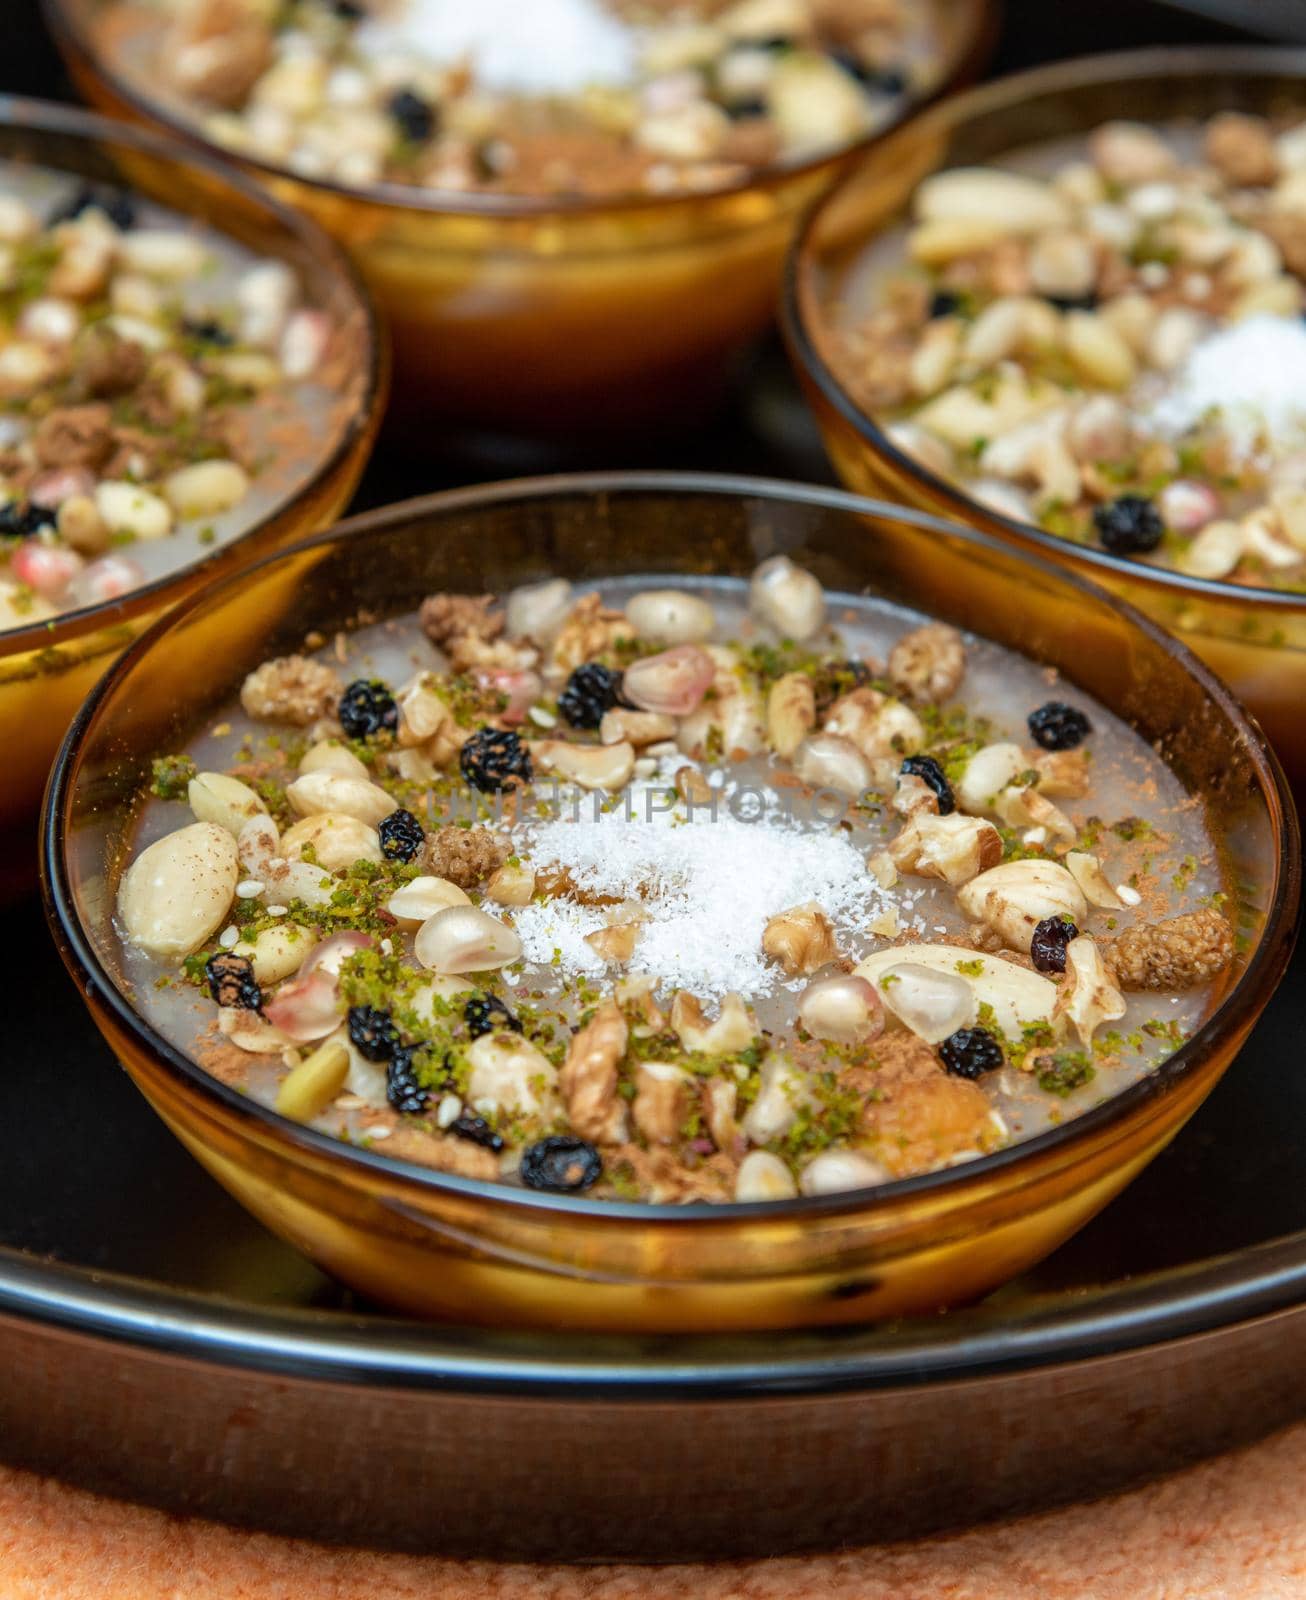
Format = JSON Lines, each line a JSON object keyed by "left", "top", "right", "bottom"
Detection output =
{"left": 5, "top": 876, "right": 1306, "bottom": 1559}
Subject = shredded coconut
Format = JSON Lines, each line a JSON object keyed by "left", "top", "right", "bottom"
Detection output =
{"left": 357, "top": 0, "right": 638, "bottom": 96}
{"left": 511, "top": 781, "right": 898, "bottom": 1000}
{"left": 1147, "top": 314, "right": 1306, "bottom": 459}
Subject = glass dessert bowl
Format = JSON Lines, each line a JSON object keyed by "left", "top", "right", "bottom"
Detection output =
{"left": 46, "top": 0, "right": 994, "bottom": 452}
{"left": 43, "top": 475, "right": 1298, "bottom": 1333}
{"left": 785, "top": 48, "right": 1306, "bottom": 787}
{"left": 0, "top": 97, "right": 383, "bottom": 893}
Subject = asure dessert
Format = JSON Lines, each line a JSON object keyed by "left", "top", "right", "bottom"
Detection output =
{"left": 96, "top": 0, "right": 948, "bottom": 199}
{"left": 0, "top": 163, "right": 340, "bottom": 630}
{"left": 827, "top": 112, "right": 1306, "bottom": 590}
{"left": 113, "top": 561, "right": 1236, "bottom": 1205}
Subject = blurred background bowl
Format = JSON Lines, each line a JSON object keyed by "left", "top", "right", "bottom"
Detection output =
{"left": 784, "top": 47, "right": 1306, "bottom": 789}
{"left": 0, "top": 97, "right": 384, "bottom": 898}
{"left": 43, "top": 473, "right": 1299, "bottom": 1334}
{"left": 45, "top": 0, "right": 995, "bottom": 461}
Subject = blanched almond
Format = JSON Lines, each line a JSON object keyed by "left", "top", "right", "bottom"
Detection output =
{"left": 957, "top": 861, "right": 1088, "bottom": 952}
{"left": 117, "top": 822, "right": 239, "bottom": 958}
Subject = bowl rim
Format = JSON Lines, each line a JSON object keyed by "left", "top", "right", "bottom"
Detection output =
{"left": 782, "top": 43, "right": 1306, "bottom": 620}
{"left": 41, "top": 0, "right": 998, "bottom": 221}
{"left": 41, "top": 470, "right": 1302, "bottom": 1230}
{"left": 0, "top": 92, "right": 386, "bottom": 662}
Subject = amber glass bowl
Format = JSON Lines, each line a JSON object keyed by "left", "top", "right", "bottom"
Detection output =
{"left": 0, "top": 98, "right": 384, "bottom": 895}
{"left": 784, "top": 47, "right": 1306, "bottom": 788}
{"left": 45, "top": 0, "right": 994, "bottom": 452}
{"left": 42, "top": 475, "right": 1299, "bottom": 1334}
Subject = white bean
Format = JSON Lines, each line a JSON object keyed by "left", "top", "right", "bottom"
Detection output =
{"left": 280, "top": 812, "right": 382, "bottom": 871}
{"left": 298, "top": 740, "right": 370, "bottom": 781}
{"left": 95, "top": 482, "right": 174, "bottom": 542}
{"left": 188, "top": 771, "right": 267, "bottom": 835}
{"left": 118, "top": 230, "right": 210, "bottom": 281}
{"left": 799, "top": 1149, "right": 888, "bottom": 1196}
{"left": 285, "top": 770, "right": 397, "bottom": 827}
{"left": 734, "top": 1149, "right": 798, "bottom": 1202}
{"left": 163, "top": 460, "right": 250, "bottom": 521}
{"left": 623, "top": 589, "right": 716, "bottom": 644}
{"left": 233, "top": 923, "right": 314, "bottom": 984}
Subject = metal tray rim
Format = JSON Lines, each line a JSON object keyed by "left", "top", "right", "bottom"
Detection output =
{"left": 6, "top": 1227, "right": 1306, "bottom": 1398}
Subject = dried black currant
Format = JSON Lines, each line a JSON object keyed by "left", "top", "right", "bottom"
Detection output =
{"left": 0, "top": 501, "right": 57, "bottom": 539}
{"left": 463, "top": 993, "right": 523, "bottom": 1039}
{"left": 388, "top": 88, "right": 437, "bottom": 143}
{"left": 1031, "top": 916, "right": 1080, "bottom": 974}
{"left": 1028, "top": 701, "right": 1092, "bottom": 751}
{"left": 900, "top": 754, "right": 956, "bottom": 816}
{"left": 386, "top": 1047, "right": 430, "bottom": 1115}
{"left": 459, "top": 727, "right": 532, "bottom": 792}
{"left": 328, "top": 0, "right": 364, "bottom": 16}
{"left": 181, "top": 316, "right": 235, "bottom": 347}
{"left": 337, "top": 678, "right": 398, "bottom": 740}
{"left": 938, "top": 1027, "right": 1004, "bottom": 1081}
{"left": 348, "top": 1004, "right": 401, "bottom": 1062}
{"left": 832, "top": 48, "right": 907, "bottom": 93}
{"left": 1092, "top": 494, "right": 1164, "bottom": 556}
{"left": 449, "top": 1112, "right": 505, "bottom": 1153}
{"left": 1047, "top": 292, "right": 1099, "bottom": 312}
{"left": 378, "top": 808, "right": 425, "bottom": 862}
{"left": 47, "top": 184, "right": 137, "bottom": 230}
{"left": 927, "top": 289, "right": 962, "bottom": 319}
{"left": 725, "top": 96, "right": 768, "bottom": 120}
{"left": 558, "top": 662, "right": 624, "bottom": 729}
{"left": 204, "top": 951, "right": 261, "bottom": 1010}
{"left": 520, "top": 1135, "right": 603, "bottom": 1194}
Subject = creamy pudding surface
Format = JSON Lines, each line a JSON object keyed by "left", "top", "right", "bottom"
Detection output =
{"left": 113, "top": 562, "right": 1236, "bottom": 1204}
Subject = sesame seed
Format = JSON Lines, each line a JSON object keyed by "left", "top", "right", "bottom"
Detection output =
{"left": 236, "top": 879, "right": 265, "bottom": 898}
{"left": 1117, "top": 884, "right": 1142, "bottom": 906}
{"left": 266, "top": 904, "right": 288, "bottom": 917}
{"left": 218, "top": 926, "right": 239, "bottom": 948}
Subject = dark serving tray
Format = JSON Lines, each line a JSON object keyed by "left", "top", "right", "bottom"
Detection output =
{"left": 9, "top": 0, "right": 1306, "bottom": 1566}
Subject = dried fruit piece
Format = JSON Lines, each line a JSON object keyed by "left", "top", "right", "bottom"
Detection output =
{"left": 348, "top": 1004, "right": 400, "bottom": 1062}
{"left": 204, "top": 950, "right": 261, "bottom": 1010}
{"left": 464, "top": 994, "right": 522, "bottom": 1039}
{"left": 448, "top": 1112, "right": 504, "bottom": 1152}
{"left": 1028, "top": 702, "right": 1093, "bottom": 751}
{"left": 938, "top": 1027, "right": 1004, "bottom": 1080}
{"left": 386, "top": 1047, "right": 431, "bottom": 1115}
{"left": 899, "top": 754, "right": 955, "bottom": 814}
{"left": 1030, "top": 916, "right": 1080, "bottom": 974}
{"left": 558, "top": 662, "right": 624, "bottom": 729}
{"left": 459, "top": 727, "right": 533, "bottom": 792}
{"left": 337, "top": 679, "right": 398, "bottom": 740}
{"left": 378, "top": 808, "right": 425, "bottom": 862}
{"left": 1092, "top": 495, "right": 1163, "bottom": 556}
{"left": 1101, "top": 908, "right": 1234, "bottom": 991}
{"left": 520, "top": 1135, "right": 602, "bottom": 1194}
